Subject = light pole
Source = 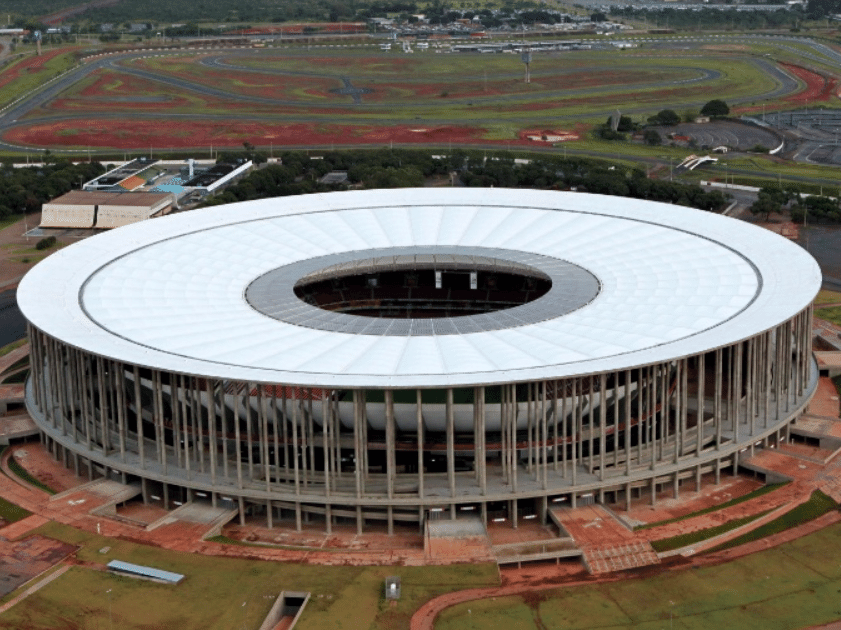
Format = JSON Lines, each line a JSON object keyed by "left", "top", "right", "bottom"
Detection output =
{"left": 106, "top": 589, "right": 113, "bottom": 630}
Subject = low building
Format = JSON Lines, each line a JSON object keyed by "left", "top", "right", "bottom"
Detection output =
{"left": 40, "top": 191, "right": 173, "bottom": 229}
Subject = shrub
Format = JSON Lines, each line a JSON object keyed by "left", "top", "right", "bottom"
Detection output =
{"left": 35, "top": 236, "right": 56, "bottom": 250}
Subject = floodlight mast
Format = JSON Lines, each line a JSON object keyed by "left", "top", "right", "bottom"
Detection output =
{"left": 521, "top": 49, "right": 531, "bottom": 84}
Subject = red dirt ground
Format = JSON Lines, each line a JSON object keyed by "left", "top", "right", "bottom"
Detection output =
{"left": 127, "top": 59, "right": 340, "bottom": 101}
{"left": 47, "top": 70, "right": 196, "bottom": 111}
{"left": 230, "top": 23, "right": 367, "bottom": 35}
{"left": 362, "top": 69, "right": 660, "bottom": 102}
{"left": 3, "top": 119, "right": 504, "bottom": 149}
{"left": 0, "top": 48, "right": 71, "bottom": 89}
{"left": 519, "top": 128, "right": 580, "bottom": 142}
{"left": 780, "top": 62, "right": 838, "bottom": 104}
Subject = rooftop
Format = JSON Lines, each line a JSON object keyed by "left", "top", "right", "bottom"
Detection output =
{"left": 18, "top": 188, "right": 821, "bottom": 388}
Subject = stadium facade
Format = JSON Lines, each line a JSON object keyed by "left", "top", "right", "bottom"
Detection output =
{"left": 19, "top": 189, "right": 821, "bottom": 533}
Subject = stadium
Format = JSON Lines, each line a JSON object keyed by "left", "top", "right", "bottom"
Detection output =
{"left": 17, "top": 188, "right": 821, "bottom": 536}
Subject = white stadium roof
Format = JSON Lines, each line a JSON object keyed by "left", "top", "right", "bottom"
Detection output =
{"left": 18, "top": 188, "right": 821, "bottom": 388}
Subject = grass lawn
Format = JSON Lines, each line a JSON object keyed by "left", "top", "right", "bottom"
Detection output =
{"left": 0, "top": 49, "right": 79, "bottom": 108}
{"left": 816, "top": 306, "right": 841, "bottom": 327}
{"left": 649, "top": 510, "right": 770, "bottom": 553}
{"left": 709, "top": 490, "right": 837, "bottom": 552}
{"left": 437, "top": 521, "right": 841, "bottom": 630}
{"left": 0, "top": 521, "right": 498, "bottom": 630}
{"left": 815, "top": 289, "right": 841, "bottom": 306}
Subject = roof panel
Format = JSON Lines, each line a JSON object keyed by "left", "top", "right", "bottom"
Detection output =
{"left": 18, "top": 188, "right": 821, "bottom": 388}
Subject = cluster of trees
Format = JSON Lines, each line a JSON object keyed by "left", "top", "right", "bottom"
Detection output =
{"left": 598, "top": 100, "right": 729, "bottom": 146}
{"left": 7, "top": 0, "right": 555, "bottom": 31}
{"left": 805, "top": 0, "right": 841, "bottom": 19}
{"left": 596, "top": 114, "right": 637, "bottom": 140}
{"left": 203, "top": 149, "right": 450, "bottom": 206}
{"left": 609, "top": 6, "right": 801, "bottom": 30}
{"left": 750, "top": 185, "right": 841, "bottom": 222}
{"left": 202, "top": 148, "right": 727, "bottom": 213}
{"left": 0, "top": 158, "right": 104, "bottom": 219}
{"left": 461, "top": 156, "right": 725, "bottom": 210}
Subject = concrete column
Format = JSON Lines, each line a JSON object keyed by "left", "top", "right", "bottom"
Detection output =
{"left": 291, "top": 392, "right": 301, "bottom": 503}
{"left": 734, "top": 343, "right": 743, "bottom": 445}
{"left": 132, "top": 366, "right": 144, "bottom": 469}
{"left": 354, "top": 390, "right": 363, "bottom": 500}
{"left": 526, "top": 382, "right": 534, "bottom": 475}
{"left": 650, "top": 366, "right": 658, "bottom": 471}
{"left": 599, "top": 374, "right": 606, "bottom": 481}
{"left": 96, "top": 357, "right": 107, "bottom": 452}
{"left": 115, "top": 362, "right": 127, "bottom": 463}
{"left": 245, "top": 387, "right": 254, "bottom": 483}
{"left": 259, "top": 386, "right": 271, "bottom": 495}
{"left": 207, "top": 380, "right": 217, "bottom": 484}
{"left": 271, "top": 387, "right": 281, "bottom": 491}
{"left": 386, "top": 390, "right": 396, "bottom": 502}
{"left": 322, "top": 391, "right": 331, "bottom": 497}
{"left": 153, "top": 370, "right": 166, "bottom": 473}
{"left": 416, "top": 389, "right": 424, "bottom": 500}
{"left": 510, "top": 384, "right": 518, "bottom": 493}
{"left": 625, "top": 370, "right": 631, "bottom": 476}
{"left": 299, "top": 400, "right": 308, "bottom": 490}
{"left": 541, "top": 381, "right": 548, "bottom": 490}
{"left": 696, "top": 354, "right": 705, "bottom": 457}
{"left": 714, "top": 349, "right": 722, "bottom": 449}
{"left": 307, "top": 395, "right": 316, "bottom": 489}
{"left": 561, "top": 379, "right": 567, "bottom": 477}
{"left": 588, "top": 377, "right": 596, "bottom": 474}
{"left": 571, "top": 379, "right": 577, "bottom": 487}
{"left": 446, "top": 388, "right": 456, "bottom": 502}
{"left": 233, "top": 385, "right": 243, "bottom": 490}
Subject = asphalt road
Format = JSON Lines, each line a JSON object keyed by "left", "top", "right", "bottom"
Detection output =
{"left": 0, "top": 290, "right": 26, "bottom": 347}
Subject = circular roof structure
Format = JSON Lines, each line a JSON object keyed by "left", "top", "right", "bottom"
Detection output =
{"left": 18, "top": 188, "right": 821, "bottom": 388}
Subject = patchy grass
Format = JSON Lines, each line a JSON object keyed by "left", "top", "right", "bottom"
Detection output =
{"left": 7, "top": 456, "right": 56, "bottom": 495}
{"left": 815, "top": 289, "right": 841, "bottom": 305}
{"left": 5, "top": 520, "right": 498, "bottom": 630}
{"left": 0, "top": 49, "right": 79, "bottom": 107}
{"left": 0, "top": 339, "right": 26, "bottom": 358}
{"left": 637, "top": 483, "right": 786, "bottom": 530}
{"left": 708, "top": 490, "right": 837, "bottom": 553}
{"left": 438, "top": 520, "right": 841, "bottom": 630}
{"left": 205, "top": 534, "right": 313, "bottom": 552}
{"left": 0, "top": 213, "right": 26, "bottom": 232}
{"left": 650, "top": 510, "right": 771, "bottom": 552}
{"left": 816, "top": 306, "right": 841, "bottom": 328}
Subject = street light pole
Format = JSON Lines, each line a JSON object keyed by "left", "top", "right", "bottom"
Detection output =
{"left": 106, "top": 589, "right": 113, "bottom": 630}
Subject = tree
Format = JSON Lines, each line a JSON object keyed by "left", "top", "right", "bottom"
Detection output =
{"left": 700, "top": 99, "right": 730, "bottom": 117}
{"left": 643, "top": 129, "right": 662, "bottom": 146}
{"left": 655, "top": 109, "right": 681, "bottom": 126}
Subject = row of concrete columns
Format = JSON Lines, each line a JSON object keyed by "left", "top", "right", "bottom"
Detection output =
{"left": 27, "top": 307, "right": 814, "bottom": 532}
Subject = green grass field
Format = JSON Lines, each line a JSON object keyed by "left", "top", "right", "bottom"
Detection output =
{"left": 0, "top": 521, "right": 498, "bottom": 630}
{"left": 437, "top": 520, "right": 841, "bottom": 630}
{"left": 0, "top": 49, "right": 80, "bottom": 108}
{"left": 816, "top": 306, "right": 841, "bottom": 327}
